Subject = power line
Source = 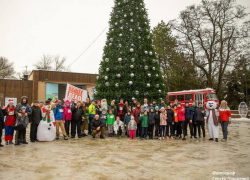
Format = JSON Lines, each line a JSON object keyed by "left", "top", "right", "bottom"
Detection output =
{"left": 68, "top": 25, "right": 109, "bottom": 67}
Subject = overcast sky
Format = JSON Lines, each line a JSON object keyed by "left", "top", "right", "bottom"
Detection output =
{"left": 0, "top": 0, "right": 249, "bottom": 75}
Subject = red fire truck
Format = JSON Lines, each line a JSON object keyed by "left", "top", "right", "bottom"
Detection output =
{"left": 167, "top": 88, "right": 219, "bottom": 108}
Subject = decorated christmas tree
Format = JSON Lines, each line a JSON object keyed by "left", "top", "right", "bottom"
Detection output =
{"left": 94, "top": 0, "right": 166, "bottom": 103}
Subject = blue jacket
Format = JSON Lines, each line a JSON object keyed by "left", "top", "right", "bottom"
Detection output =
{"left": 184, "top": 106, "right": 193, "bottom": 120}
{"left": 54, "top": 105, "right": 64, "bottom": 120}
{"left": 124, "top": 115, "right": 131, "bottom": 125}
{"left": 191, "top": 106, "right": 197, "bottom": 122}
{"left": 100, "top": 113, "right": 107, "bottom": 127}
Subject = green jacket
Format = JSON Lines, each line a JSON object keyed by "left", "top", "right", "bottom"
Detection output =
{"left": 107, "top": 114, "right": 115, "bottom": 125}
{"left": 139, "top": 115, "right": 148, "bottom": 128}
{"left": 88, "top": 104, "right": 96, "bottom": 115}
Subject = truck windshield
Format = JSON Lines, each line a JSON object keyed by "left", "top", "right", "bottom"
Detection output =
{"left": 206, "top": 93, "right": 218, "bottom": 100}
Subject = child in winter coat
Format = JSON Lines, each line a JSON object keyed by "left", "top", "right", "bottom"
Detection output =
{"left": 107, "top": 110, "right": 115, "bottom": 137}
{"left": 154, "top": 106, "right": 160, "bottom": 139}
{"left": 166, "top": 105, "right": 174, "bottom": 140}
{"left": 172, "top": 105, "right": 180, "bottom": 138}
{"left": 124, "top": 110, "right": 132, "bottom": 137}
{"left": 4, "top": 101, "right": 15, "bottom": 145}
{"left": 139, "top": 110, "right": 149, "bottom": 140}
{"left": 113, "top": 116, "right": 124, "bottom": 139}
{"left": 148, "top": 107, "right": 155, "bottom": 140}
{"left": 128, "top": 116, "right": 137, "bottom": 139}
{"left": 63, "top": 100, "right": 72, "bottom": 137}
{"left": 159, "top": 107, "right": 167, "bottom": 140}
{"left": 15, "top": 107, "right": 29, "bottom": 145}
{"left": 132, "top": 102, "right": 141, "bottom": 137}
{"left": 177, "top": 103, "right": 185, "bottom": 140}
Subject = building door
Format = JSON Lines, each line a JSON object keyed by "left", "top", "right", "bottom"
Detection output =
{"left": 195, "top": 94, "right": 204, "bottom": 106}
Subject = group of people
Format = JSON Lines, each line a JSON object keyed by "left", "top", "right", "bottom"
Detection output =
{"left": 0, "top": 96, "right": 232, "bottom": 147}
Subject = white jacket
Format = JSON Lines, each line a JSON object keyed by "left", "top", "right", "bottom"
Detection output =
{"left": 113, "top": 120, "right": 124, "bottom": 133}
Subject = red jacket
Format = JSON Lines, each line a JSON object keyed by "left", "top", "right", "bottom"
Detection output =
{"left": 177, "top": 107, "right": 185, "bottom": 121}
{"left": 5, "top": 106, "right": 16, "bottom": 126}
{"left": 133, "top": 107, "right": 141, "bottom": 123}
{"left": 63, "top": 106, "right": 72, "bottom": 120}
{"left": 219, "top": 108, "right": 231, "bottom": 122}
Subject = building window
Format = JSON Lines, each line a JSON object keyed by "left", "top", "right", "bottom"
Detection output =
{"left": 169, "top": 95, "right": 176, "bottom": 102}
{"left": 185, "top": 94, "right": 193, "bottom": 101}
{"left": 177, "top": 95, "right": 184, "bottom": 101}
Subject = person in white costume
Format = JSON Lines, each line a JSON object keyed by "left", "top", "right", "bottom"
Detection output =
{"left": 37, "top": 101, "right": 56, "bottom": 141}
{"left": 206, "top": 101, "right": 219, "bottom": 142}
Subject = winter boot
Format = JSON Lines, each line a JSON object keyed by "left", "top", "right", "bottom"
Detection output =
{"left": 22, "top": 140, "right": 28, "bottom": 144}
{"left": 209, "top": 138, "right": 214, "bottom": 141}
{"left": 100, "top": 135, "right": 105, "bottom": 139}
{"left": 9, "top": 141, "right": 13, "bottom": 144}
{"left": 56, "top": 136, "right": 59, "bottom": 140}
{"left": 5, "top": 141, "right": 9, "bottom": 145}
{"left": 15, "top": 140, "right": 21, "bottom": 146}
{"left": 64, "top": 136, "right": 68, "bottom": 140}
{"left": 215, "top": 138, "right": 218, "bottom": 142}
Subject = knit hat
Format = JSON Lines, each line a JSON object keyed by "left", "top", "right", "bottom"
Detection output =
{"left": 91, "top": 99, "right": 96, "bottom": 102}
{"left": 97, "top": 100, "right": 101, "bottom": 102}
{"left": 21, "top": 107, "right": 26, "bottom": 111}
{"left": 160, "top": 107, "right": 165, "bottom": 111}
{"left": 94, "top": 114, "right": 99, "bottom": 118}
{"left": 127, "top": 110, "right": 131, "bottom": 113}
{"left": 45, "top": 100, "right": 50, "bottom": 105}
{"left": 116, "top": 116, "right": 120, "bottom": 120}
{"left": 39, "top": 101, "right": 44, "bottom": 104}
{"left": 102, "top": 108, "right": 107, "bottom": 112}
{"left": 155, "top": 106, "right": 159, "bottom": 109}
{"left": 109, "top": 109, "right": 113, "bottom": 113}
{"left": 58, "top": 100, "right": 62, "bottom": 103}
{"left": 131, "top": 116, "right": 135, "bottom": 120}
{"left": 34, "top": 100, "right": 39, "bottom": 103}
{"left": 185, "top": 100, "right": 189, "bottom": 104}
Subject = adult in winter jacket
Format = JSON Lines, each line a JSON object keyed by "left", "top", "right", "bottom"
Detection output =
{"left": 143, "top": 98, "right": 149, "bottom": 112}
{"left": 191, "top": 101, "right": 197, "bottom": 138}
{"left": 88, "top": 100, "right": 96, "bottom": 135}
{"left": 124, "top": 110, "right": 132, "bottom": 137}
{"left": 219, "top": 100, "right": 231, "bottom": 142}
{"left": 139, "top": 110, "right": 149, "bottom": 140}
{"left": 159, "top": 99, "right": 166, "bottom": 109}
{"left": 91, "top": 114, "right": 105, "bottom": 139}
{"left": 4, "top": 101, "right": 15, "bottom": 145}
{"left": 148, "top": 107, "right": 155, "bottom": 139}
{"left": 15, "top": 107, "right": 29, "bottom": 145}
{"left": 159, "top": 107, "right": 167, "bottom": 140}
{"left": 14, "top": 96, "right": 32, "bottom": 144}
{"left": 154, "top": 106, "right": 160, "bottom": 138}
{"left": 0, "top": 105, "right": 7, "bottom": 147}
{"left": 131, "top": 99, "right": 138, "bottom": 112}
{"left": 166, "top": 105, "right": 174, "bottom": 139}
{"left": 132, "top": 102, "right": 141, "bottom": 137}
{"left": 81, "top": 102, "right": 89, "bottom": 137}
{"left": 30, "top": 100, "right": 42, "bottom": 142}
{"left": 196, "top": 102, "right": 206, "bottom": 139}
{"left": 184, "top": 101, "right": 194, "bottom": 139}
{"left": 177, "top": 103, "right": 185, "bottom": 140}
{"left": 54, "top": 100, "right": 68, "bottom": 140}
{"left": 63, "top": 100, "right": 72, "bottom": 136}
{"left": 71, "top": 101, "right": 84, "bottom": 138}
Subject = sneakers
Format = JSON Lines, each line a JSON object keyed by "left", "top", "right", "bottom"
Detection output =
{"left": 64, "top": 136, "right": 68, "bottom": 140}
{"left": 191, "top": 136, "right": 195, "bottom": 139}
{"left": 56, "top": 136, "right": 59, "bottom": 140}
{"left": 92, "top": 136, "right": 95, "bottom": 138}
{"left": 5, "top": 141, "right": 9, "bottom": 145}
{"left": 14, "top": 140, "right": 20, "bottom": 146}
{"left": 30, "top": 139, "right": 35, "bottom": 142}
{"left": 209, "top": 138, "right": 214, "bottom": 141}
{"left": 162, "top": 137, "right": 165, "bottom": 140}
{"left": 221, "top": 139, "right": 227, "bottom": 142}
{"left": 182, "top": 137, "right": 186, "bottom": 140}
{"left": 118, "top": 136, "right": 121, "bottom": 139}
{"left": 140, "top": 138, "right": 143, "bottom": 140}
{"left": 71, "top": 136, "right": 75, "bottom": 138}
{"left": 159, "top": 137, "right": 162, "bottom": 140}
{"left": 215, "top": 138, "right": 218, "bottom": 142}
{"left": 22, "top": 140, "right": 28, "bottom": 144}
{"left": 0, "top": 144, "right": 4, "bottom": 147}
{"left": 100, "top": 135, "right": 105, "bottom": 139}
{"left": 145, "top": 137, "right": 147, "bottom": 140}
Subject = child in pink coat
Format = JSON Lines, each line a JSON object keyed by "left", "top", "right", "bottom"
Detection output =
{"left": 63, "top": 100, "right": 72, "bottom": 136}
{"left": 159, "top": 107, "right": 167, "bottom": 140}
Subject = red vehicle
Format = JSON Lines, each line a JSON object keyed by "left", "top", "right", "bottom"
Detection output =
{"left": 167, "top": 88, "right": 219, "bottom": 108}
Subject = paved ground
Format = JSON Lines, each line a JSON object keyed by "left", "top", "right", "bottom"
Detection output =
{"left": 0, "top": 120, "right": 250, "bottom": 180}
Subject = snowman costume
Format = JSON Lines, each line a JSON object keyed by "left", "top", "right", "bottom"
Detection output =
{"left": 37, "top": 105, "right": 56, "bottom": 141}
{"left": 206, "top": 101, "right": 219, "bottom": 139}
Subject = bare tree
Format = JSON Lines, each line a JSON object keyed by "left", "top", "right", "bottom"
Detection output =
{"left": 170, "top": 0, "right": 249, "bottom": 94}
{"left": 0, "top": 57, "right": 15, "bottom": 78}
{"left": 34, "top": 54, "right": 70, "bottom": 71}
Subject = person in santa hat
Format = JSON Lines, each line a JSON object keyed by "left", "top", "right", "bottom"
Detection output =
{"left": 91, "top": 114, "right": 105, "bottom": 139}
{"left": 4, "top": 101, "right": 15, "bottom": 145}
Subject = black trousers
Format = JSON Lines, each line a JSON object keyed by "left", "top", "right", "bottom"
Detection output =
{"left": 117, "top": 126, "right": 122, "bottom": 136}
{"left": 154, "top": 124, "right": 159, "bottom": 136}
{"left": 180, "top": 121, "right": 185, "bottom": 137}
{"left": 197, "top": 121, "right": 205, "bottom": 137}
{"left": 88, "top": 116, "right": 94, "bottom": 135}
{"left": 65, "top": 120, "right": 71, "bottom": 136}
{"left": 148, "top": 124, "right": 154, "bottom": 138}
{"left": 184, "top": 118, "right": 193, "bottom": 137}
{"left": 30, "top": 124, "right": 39, "bottom": 141}
{"left": 0, "top": 129, "right": 2, "bottom": 144}
{"left": 136, "top": 122, "right": 141, "bottom": 137}
{"left": 71, "top": 120, "right": 81, "bottom": 137}
{"left": 166, "top": 122, "right": 174, "bottom": 137}
{"left": 174, "top": 122, "right": 181, "bottom": 136}
{"left": 193, "top": 122, "right": 197, "bottom": 137}
{"left": 18, "top": 128, "right": 26, "bottom": 140}
{"left": 141, "top": 127, "right": 148, "bottom": 138}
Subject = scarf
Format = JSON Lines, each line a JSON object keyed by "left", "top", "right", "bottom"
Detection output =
{"left": 43, "top": 110, "right": 51, "bottom": 123}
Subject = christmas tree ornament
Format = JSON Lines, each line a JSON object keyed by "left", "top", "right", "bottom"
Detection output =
{"left": 130, "top": 73, "right": 134, "bottom": 77}
{"left": 115, "top": 22, "right": 118, "bottom": 25}
{"left": 130, "top": 65, "right": 134, "bottom": 69}
{"left": 105, "top": 76, "right": 108, "bottom": 80}
{"left": 117, "top": 74, "right": 121, "bottom": 78}
{"left": 144, "top": 65, "right": 148, "bottom": 70}
{"left": 156, "top": 74, "right": 159, "bottom": 77}
{"left": 106, "top": 68, "right": 110, "bottom": 72}
{"left": 119, "top": 44, "right": 122, "bottom": 47}
{"left": 147, "top": 83, "right": 150, "bottom": 87}
{"left": 120, "top": 26, "right": 123, "bottom": 30}
{"left": 124, "top": 14, "right": 127, "bottom": 17}
{"left": 96, "top": 76, "right": 99, "bottom": 80}
{"left": 130, "top": 19, "right": 134, "bottom": 22}
{"left": 152, "top": 67, "right": 155, "bottom": 70}
{"left": 115, "top": 83, "right": 119, "bottom": 87}
{"left": 145, "top": 51, "right": 148, "bottom": 54}
{"left": 118, "top": 58, "right": 122, "bottom": 62}
{"left": 105, "top": 58, "right": 109, "bottom": 62}
{"left": 109, "top": 43, "right": 112, "bottom": 46}
{"left": 131, "top": 58, "right": 135, "bottom": 62}
{"left": 130, "top": 12, "right": 133, "bottom": 16}
{"left": 138, "top": 36, "right": 141, "bottom": 39}
{"left": 135, "top": 90, "right": 139, "bottom": 95}
{"left": 149, "top": 51, "right": 153, "bottom": 55}
{"left": 130, "top": 48, "right": 134, "bottom": 52}
{"left": 158, "top": 90, "right": 162, "bottom": 93}
{"left": 105, "top": 82, "right": 109, "bottom": 86}
{"left": 156, "top": 84, "right": 159, "bottom": 88}
{"left": 148, "top": 73, "right": 151, "bottom": 77}
{"left": 120, "top": 20, "right": 123, "bottom": 23}
{"left": 129, "top": 81, "right": 133, "bottom": 85}
{"left": 119, "top": 33, "right": 122, "bottom": 36}
{"left": 129, "top": 28, "right": 133, "bottom": 31}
